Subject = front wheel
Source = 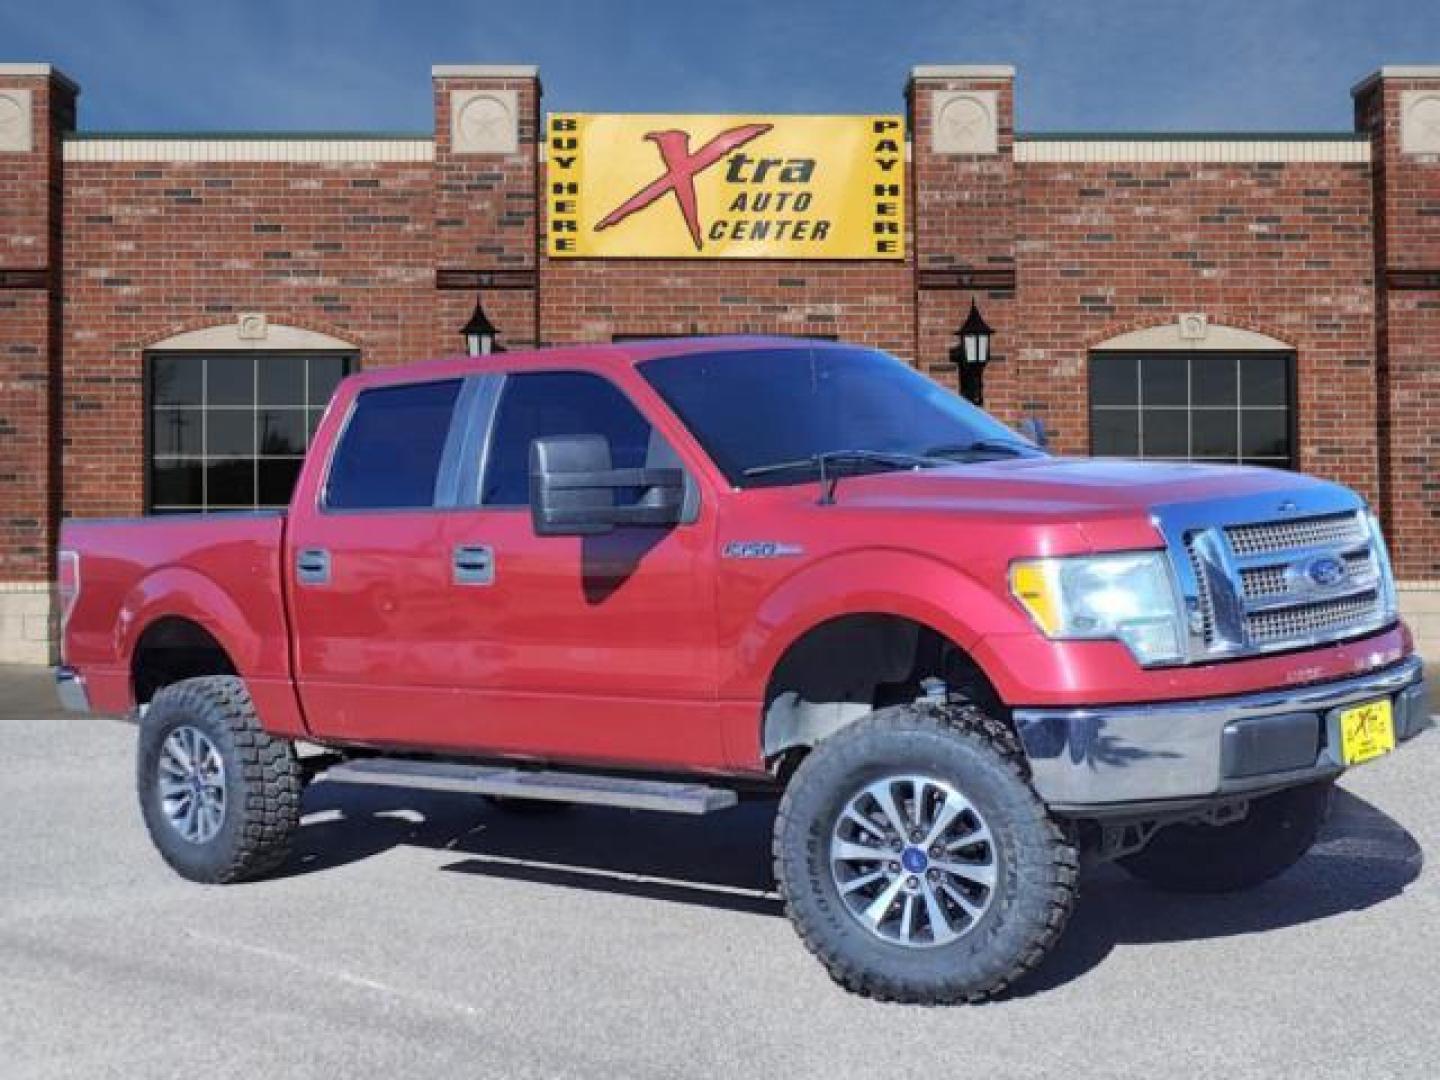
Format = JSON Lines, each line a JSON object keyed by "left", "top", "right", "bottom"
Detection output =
{"left": 773, "top": 702, "right": 1079, "bottom": 1004}
{"left": 1118, "top": 780, "right": 1332, "bottom": 894}
{"left": 137, "top": 676, "right": 303, "bottom": 883}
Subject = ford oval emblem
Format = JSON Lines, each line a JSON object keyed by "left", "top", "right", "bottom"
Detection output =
{"left": 1306, "top": 555, "right": 1347, "bottom": 588}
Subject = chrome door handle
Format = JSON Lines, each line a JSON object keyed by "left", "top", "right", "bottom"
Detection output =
{"left": 296, "top": 548, "right": 331, "bottom": 585}
{"left": 453, "top": 544, "right": 495, "bottom": 586}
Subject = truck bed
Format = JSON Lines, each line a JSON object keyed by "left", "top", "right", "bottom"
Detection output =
{"left": 61, "top": 512, "right": 292, "bottom": 717}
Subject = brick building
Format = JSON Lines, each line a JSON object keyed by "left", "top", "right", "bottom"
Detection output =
{"left": 1, "top": 61, "right": 1438, "bottom": 663}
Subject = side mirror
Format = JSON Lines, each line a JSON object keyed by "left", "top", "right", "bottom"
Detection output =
{"left": 528, "top": 434, "right": 691, "bottom": 537}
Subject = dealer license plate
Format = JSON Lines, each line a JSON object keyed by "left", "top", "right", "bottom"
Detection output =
{"left": 1338, "top": 699, "right": 1395, "bottom": 766}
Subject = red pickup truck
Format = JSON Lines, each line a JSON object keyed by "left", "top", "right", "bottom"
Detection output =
{"left": 57, "top": 337, "right": 1428, "bottom": 1003}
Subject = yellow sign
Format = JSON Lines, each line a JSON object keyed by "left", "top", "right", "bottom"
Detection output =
{"left": 547, "top": 113, "right": 905, "bottom": 259}
{"left": 1339, "top": 698, "right": 1395, "bottom": 765}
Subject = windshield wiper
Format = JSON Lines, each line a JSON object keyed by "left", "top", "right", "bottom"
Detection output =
{"left": 742, "top": 449, "right": 937, "bottom": 504}
{"left": 922, "top": 438, "right": 1036, "bottom": 460}
{"left": 742, "top": 449, "right": 935, "bottom": 478}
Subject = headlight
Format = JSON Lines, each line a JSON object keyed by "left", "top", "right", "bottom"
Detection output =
{"left": 1010, "top": 552, "right": 1185, "bottom": 666}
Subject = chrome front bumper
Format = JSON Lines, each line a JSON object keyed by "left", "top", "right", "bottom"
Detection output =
{"left": 54, "top": 665, "right": 92, "bottom": 713}
{"left": 1014, "top": 656, "right": 1429, "bottom": 813}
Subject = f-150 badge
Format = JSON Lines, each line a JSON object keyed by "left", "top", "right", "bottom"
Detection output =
{"left": 723, "top": 541, "right": 804, "bottom": 559}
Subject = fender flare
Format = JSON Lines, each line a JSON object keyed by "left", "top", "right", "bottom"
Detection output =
{"left": 724, "top": 548, "right": 1021, "bottom": 703}
{"left": 116, "top": 566, "right": 266, "bottom": 679}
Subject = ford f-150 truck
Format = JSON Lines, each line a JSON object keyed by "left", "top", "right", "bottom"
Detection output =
{"left": 57, "top": 337, "right": 1429, "bottom": 1003}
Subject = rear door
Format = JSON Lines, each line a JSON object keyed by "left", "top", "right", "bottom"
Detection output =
{"left": 286, "top": 375, "right": 472, "bottom": 744}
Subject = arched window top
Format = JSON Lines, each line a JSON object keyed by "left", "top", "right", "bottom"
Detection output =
{"left": 1093, "top": 323, "right": 1293, "bottom": 352}
{"left": 146, "top": 322, "right": 357, "bottom": 352}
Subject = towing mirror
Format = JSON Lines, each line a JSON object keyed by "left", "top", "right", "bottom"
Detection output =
{"left": 528, "top": 434, "right": 693, "bottom": 537}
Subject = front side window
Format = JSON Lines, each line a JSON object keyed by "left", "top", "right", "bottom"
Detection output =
{"left": 1089, "top": 351, "right": 1294, "bottom": 468}
{"left": 147, "top": 353, "right": 352, "bottom": 513}
{"left": 325, "top": 379, "right": 463, "bottom": 510}
{"left": 638, "top": 346, "right": 1035, "bottom": 486}
{"left": 482, "top": 372, "right": 657, "bottom": 506}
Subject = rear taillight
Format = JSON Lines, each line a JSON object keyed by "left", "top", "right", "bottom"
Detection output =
{"left": 58, "top": 550, "right": 80, "bottom": 637}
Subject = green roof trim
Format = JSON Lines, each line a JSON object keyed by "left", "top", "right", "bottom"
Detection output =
{"left": 66, "top": 130, "right": 432, "bottom": 141}
{"left": 1018, "top": 131, "right": 1369, "bottom": 142}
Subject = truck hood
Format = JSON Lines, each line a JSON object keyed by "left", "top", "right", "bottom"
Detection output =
{"left": 828, "top": 456, "right": 1359, "bottom": 531}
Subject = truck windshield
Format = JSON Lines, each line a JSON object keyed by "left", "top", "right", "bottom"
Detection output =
{"left": 638, "top": 345, "right": 1041, "bottom": 487}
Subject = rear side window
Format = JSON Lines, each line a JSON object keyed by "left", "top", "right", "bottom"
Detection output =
{"left": 482, "top": 372, "right": 654, "bottom": 506}
{"left": 325, "top": 379, "right": 462, "bottom": 510}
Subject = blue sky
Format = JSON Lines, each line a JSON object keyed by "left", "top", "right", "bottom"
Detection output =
{"left": 3, "top": 0, "right": 1437, "bottom": 133}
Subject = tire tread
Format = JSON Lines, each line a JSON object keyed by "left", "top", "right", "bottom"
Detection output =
{"left": 772, "top": 702, "right": 1078, "bottom": 1004}
{"left": 139, "top": 676, "right": 302, "bottom": 883}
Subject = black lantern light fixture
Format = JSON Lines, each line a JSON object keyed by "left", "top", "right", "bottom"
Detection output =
{"left": 461, "top": 294, "right": 501, "bottom": 357}
{"left": 949, "top": 299, "right": 994, "bottom": 406}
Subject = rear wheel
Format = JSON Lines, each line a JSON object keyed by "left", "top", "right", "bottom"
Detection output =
{"left": 773, "top": 702, "right": 1078, "bottom": 1003}
{"left": 1118, "top": 780, "right": 1331, "bottom": 894}
{"left": 137, "top": 676, "right": 303, "bottom": 883}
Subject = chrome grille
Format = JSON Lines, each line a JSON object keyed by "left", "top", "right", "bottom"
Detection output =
{"left": 1240, "top": 564, "right": 1289, "bottom": 599}
{"left": 1172, "top": 507, "right": 1393, "bottom": 659}
{"left": 1343, "top": 550, "right": 1378, "bottom": 585}
{"left": 1184, "top": 537, "right": 1217, "bottom": 641}
{"left": 1225, "top": 513, "right": 1367, "bottom": 557}
{"left": 1247, "top": 590, "right": 1382, "bottom": 645}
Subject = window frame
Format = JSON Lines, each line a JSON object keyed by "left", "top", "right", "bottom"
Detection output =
{"left": 143, "top": 349, "right": 356, "bottom": 516}
{"left": 1086, "top": 349, "right": 1298, "bottom": 469}
{"left": 317, "top": 375, "right": 469, "bottom": 515}
{"left": 465, "top": 368, "right": 688, "bottom": 512}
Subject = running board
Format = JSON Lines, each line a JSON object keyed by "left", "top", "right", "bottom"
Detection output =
{"left": 319, "top": 757, "right": 739, "bottom": 815}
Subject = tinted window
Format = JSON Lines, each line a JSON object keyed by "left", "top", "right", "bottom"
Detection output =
{"left": 146, "top": 352, "right": 354, "bottom": 514}
{"left": 326, "top": 379, "right": 462, "bottom": 510}
{"left": 483, "top": 372, "right": 655, "bottom": 506}
{"left": 1089, "top": 351, "right": 1294, "bottom": 468}
{"left": 639, "top": 346, "right": 1034, "bottom": 486}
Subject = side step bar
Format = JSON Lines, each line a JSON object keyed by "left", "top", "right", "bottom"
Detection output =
{"left": 319, "top": 757, "right": 740, "bottom": 815}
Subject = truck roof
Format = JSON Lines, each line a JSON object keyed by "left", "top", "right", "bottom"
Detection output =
{"left": 342, "top": 334, "right": 835, "bottom": 392}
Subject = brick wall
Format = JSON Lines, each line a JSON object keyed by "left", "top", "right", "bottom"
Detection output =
{"left": 1009, "top": 156, "right": 1378, "bottom": 498}
{"left": 60, "top": 155, "right": 439, "bottom": 518}
{"left": 538, "top": 258, "right": 914, "bottom": 355}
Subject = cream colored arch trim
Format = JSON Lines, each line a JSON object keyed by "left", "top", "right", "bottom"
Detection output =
{"left": 1093, "top": 323, "right": 1293, "bottom": 352}
{"left": 147, "top": 321, "right": 357, "bottom": 352}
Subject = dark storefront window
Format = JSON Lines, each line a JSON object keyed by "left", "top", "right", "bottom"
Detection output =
{"left": 146, "top": 352, "right": 354, "bottom": 513}
{"left": 1089, "top": 351, "right": 1295, "bottom": 468}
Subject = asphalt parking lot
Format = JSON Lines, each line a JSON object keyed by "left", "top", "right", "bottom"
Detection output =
{"left": 2, "top": 664, "right": 1437, "bottom": 1080}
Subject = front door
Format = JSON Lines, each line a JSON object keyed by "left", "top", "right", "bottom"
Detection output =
{"left": 437, "top": 368, "right": 722, "bottom": 769}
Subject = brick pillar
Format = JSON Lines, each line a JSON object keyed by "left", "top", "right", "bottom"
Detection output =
{"left": 0, "top": 64, "right": 75, "bottom": 663}
{"left": 1355, "top": 66, "right": 1440, "bottom": 655}
{"left": 430, "top": 65, "right": 541, "bottom": 353}
{"left": 908, "top": 65, "right": 1020, "bottom": 420}
{"left": 1355, "top": 68, "right": 1440, "bottom": 581}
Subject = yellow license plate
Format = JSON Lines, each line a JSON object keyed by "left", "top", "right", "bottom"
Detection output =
{"left": 1339, "top": 699, "right": 1396, "bottom": 766}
